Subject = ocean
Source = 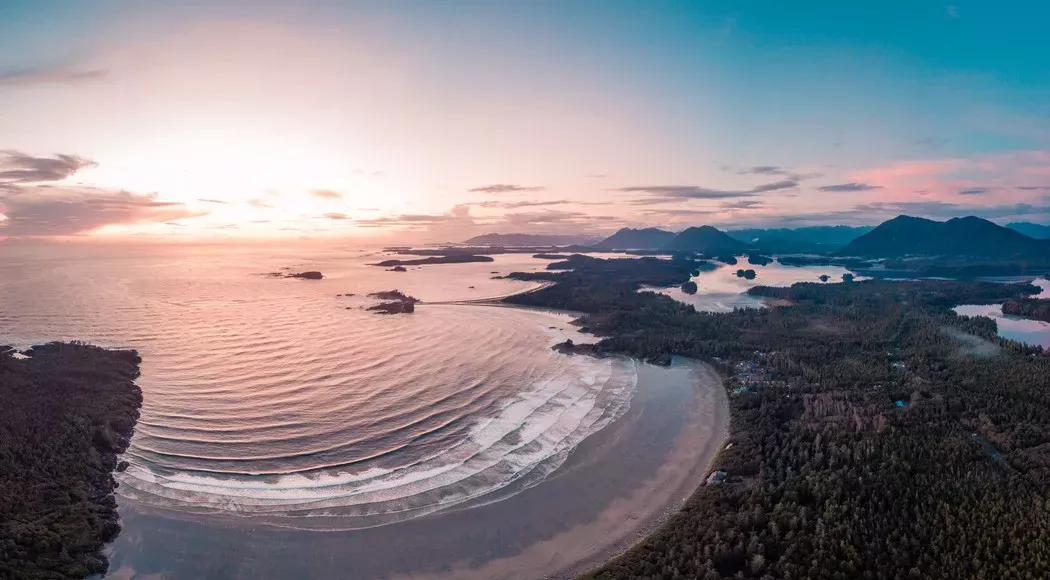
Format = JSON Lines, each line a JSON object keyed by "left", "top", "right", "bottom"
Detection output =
{"left": 0, "top": 244, "right": 638, "bottom": 531}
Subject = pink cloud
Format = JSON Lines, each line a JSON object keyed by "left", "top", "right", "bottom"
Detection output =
{"left": 846, "top": 151, "right": 1050, "bottom": 204}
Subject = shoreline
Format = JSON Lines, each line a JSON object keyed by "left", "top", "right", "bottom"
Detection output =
{"left": 105, "top": 359, "right": 728, "bottom": 579}
{"left": 419, "top": 280, "right": 556, "bottom": 305}
{"left": 436, "top": 361, "right": 730, "bottom": 580}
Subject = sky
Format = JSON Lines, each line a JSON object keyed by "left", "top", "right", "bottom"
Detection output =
{"left": 1, "top": 0, "right": 1049, "bottom": 242}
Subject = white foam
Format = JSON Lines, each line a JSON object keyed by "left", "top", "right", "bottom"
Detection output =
{"left": 117, "top": 349, "right": 638, "bottom": 526}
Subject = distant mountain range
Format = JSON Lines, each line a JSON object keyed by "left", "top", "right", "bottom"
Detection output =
{"left": 591, "top": 227, "right": 677, "bottom": 250}
{"left": 465, "top": 216, "right": 1050, "bottom": 259}
{"left": 1007, "top": 222, "right": 1050, "bottom": 239}
{"left": 839, "top": 215, "right": 1048, "bottom": 258}
{"left": 591, "top": 226, "right": 747, "bottom": 255}
{"left": 663, "top": 226, "right": 748, "bottom": 254}
{"left": 462, "top": 233, "right": 601, "bottom": 246}
{"left": 726, "top": 225, "right": 873, "bottom": 254}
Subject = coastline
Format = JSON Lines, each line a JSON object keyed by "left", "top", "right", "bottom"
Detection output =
{"left": 419, "top": 360, "right": 730, "bottom": 580}
{"left": 104, "top": 359, "right": 728, "bottom": 579}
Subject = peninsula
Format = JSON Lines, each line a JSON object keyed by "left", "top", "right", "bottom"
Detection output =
{"left": 0, "top": 343, "right": 143, "bottom": 579}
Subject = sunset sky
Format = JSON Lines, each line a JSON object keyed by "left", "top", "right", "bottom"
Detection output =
{"left": 1, "top": 0, "right": 1049, "bottom": 241}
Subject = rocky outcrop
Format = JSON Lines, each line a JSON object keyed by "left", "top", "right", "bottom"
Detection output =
{"left": 367, "top": 290, "right": 419, "bottom": 302}
{"left": 552, "top": 339, "right": 604, "bottom": 358}
{"left": 368, "top": 301, "right": 415, "bottom": 314}
{"left": 268, "top": 270, "right": 324, "bottom": 279}
{"left": 365, "top": 290, "right": 419, "bottom": 315}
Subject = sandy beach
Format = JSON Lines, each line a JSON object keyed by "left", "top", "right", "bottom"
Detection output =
{"left": 105, "top": 359, "right": 728, "bottom": 580}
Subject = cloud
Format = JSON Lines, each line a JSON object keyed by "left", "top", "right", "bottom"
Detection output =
{"left": 619, "top": 180, "right": 798, "bottom": 202}
{"left": 0, "top": 186, "right": 203, "bottom": 237}
{"left": 738, "top": 165, "right": 789, "bottom": 176}
{"left": 721, "top": 200, "right": 765, "bottom": 210}
{"left": 853, "top": 201, "right": 1050, "bottom": 221}
{"left": 958, "top": 187, "right": 990, "bottom": 195}
{"left": 468, "top": 184, "right": 545, "bottom": 194}
{"left": 1018, "top": 186, "right": 1050, "bottom": 191}
{"left": 247, "top": 198, "right": 272, "bottom": 209}
{"left": 355, "top": 213, "right": 460, "bottom": 228}
{"left": 197, "top": 198, "right": 228, "bottom": 204}
{"left": 474, "top": 199, "right": 574, "bottom": 209}
{"left": 311, "top": 189, "right": 343, "bottom": 200}
{"left": 0, "top": 67, "right": 108, "bottom": 87}
{"left": 500, "top": 210, "right": 614, "bottom": 228}
{"left": 816, "top": 182, "right": 883, "bottom": 192}
{"left": 947, "top": 4, "right": 959, "bottom": 18}
{"left": 0, "top": 151, "right": 96, "bottom": 183}
{"left": 911, "top": 137, "right": 943, "bottom": 151}
{"left": 640, "top": 208, "right": 716, "bottom": 218}
{"left": 323, "top": 212, "right": 349, "bottom": 220}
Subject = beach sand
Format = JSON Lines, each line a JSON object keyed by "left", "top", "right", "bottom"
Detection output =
{"left": 105, "top": 359, "right": 728, "bottom": 580}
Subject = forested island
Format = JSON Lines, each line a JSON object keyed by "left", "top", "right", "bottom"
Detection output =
{"left": 0, "top": 343, "right": 143, "bottom": 579}
{"left": 1002, "top": 298, "right": 1050, "bottom": 322}
{"left": 371, "top": 255, "right": 494, "bottom": 267}
{"left": 502, "top": 255, "right": 1050, "bottom": 578}
{"left": 366, "top": 290, "right": 419, "bottom": 314}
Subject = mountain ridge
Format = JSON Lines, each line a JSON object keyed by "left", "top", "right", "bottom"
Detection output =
{"left": 838, "top": 215, "right": 1047, "bottom": 257}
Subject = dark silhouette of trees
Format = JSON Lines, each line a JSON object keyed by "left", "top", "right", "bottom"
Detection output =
{"left": 506, "top": 257, "right": 1050, "bottom": 579}
{"left": 0, "top": 342, "right": 142, "bottom": 579}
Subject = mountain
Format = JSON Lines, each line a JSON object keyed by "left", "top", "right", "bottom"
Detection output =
{"left": 593, "top": 227, "right": 676, "bottom": 250}
{"left": 726, "top": 225, "right": 873, "bottom": 254}
{"left": 462, "top": 233, "right": 601, "bottom": 246}
{"left": 1007, "top": 222, "right": 1050, "bottom": 240}
{"left": 663, "top": 225, "right": 749, "bottom": 254}
{"left": 838, "top": 215, "right": 1047, "bottom": 258}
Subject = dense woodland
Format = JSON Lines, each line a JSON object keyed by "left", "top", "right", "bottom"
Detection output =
{"left": 507, "top": 256, "right": 1050, "bottom": 579}
{"left": 0, "top": 343, "right": 143, "bottom": 579}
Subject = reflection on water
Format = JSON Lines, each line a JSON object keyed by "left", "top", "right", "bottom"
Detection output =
{"left": 954, "top": 279, "right": 1050, "bottom": 348}
{"left": 0, "top": 245, "right": 637, "bottom": 530}
{"left": 648, "top": 256, "right": 860, "bottom": 312}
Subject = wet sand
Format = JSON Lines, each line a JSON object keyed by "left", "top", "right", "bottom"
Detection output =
{"left": 105, "top": 359, "right": 728, "bottom": 580}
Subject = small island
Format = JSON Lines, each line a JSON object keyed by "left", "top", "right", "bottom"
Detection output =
{"left": 735, "top": 268, "right": 757, "bottom": 280}
{"left": 1002, "top": 298, "right": 1050, "bottom": 322}
{"left": 0, "top": 342, "right": 143, "bottom": 579}
{"left": 533, "top": 253, "right": 571, "bottom": 260}
{"left": 366, "top": 290, "right": 420, "bottom": 315}
{"left": 680, "top": 280, "right": 698, "bottom": 294}
{"left": 387, "top": 266, "right": 407, "bottom": 272}
{"left": 267, "top": 270, "right": 323, "bottom": 279}
{"left": 371, "top": 255, "right": 494, "bottom": 267}
{"left": 747, "top": 254, "right": 773, "bottom": 266}
{"left": 819, "top": 274, "right": 830, "bottom": 282}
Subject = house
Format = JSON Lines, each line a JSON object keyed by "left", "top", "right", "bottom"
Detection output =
{"left": 706, "top": 470, "right": 727, "bottom": 485}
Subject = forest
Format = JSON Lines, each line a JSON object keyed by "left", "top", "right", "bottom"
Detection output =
{"left": 506, "top": 256, "right": 1050, "bottom": 579}
{"left": 0, "top": 342, "right": 143, "bottom": 580}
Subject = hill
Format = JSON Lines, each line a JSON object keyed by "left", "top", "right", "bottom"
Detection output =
{"left": 663, "top": 225, "right": 749, "bottom": 255}
{"left": 461, "top": 233, "right": 600, "bottom": 246}
{"left": 1007, "top": 222, "right": 1050, "bottom": 240}
{"left": 592, "top": 227, "right": 676, "bottom": 250}
{"left": 727, "top": 225, "right": 873, "bottom": 253}
{"left": 838, "top": 215, "right": 1047, "bottom": 258}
